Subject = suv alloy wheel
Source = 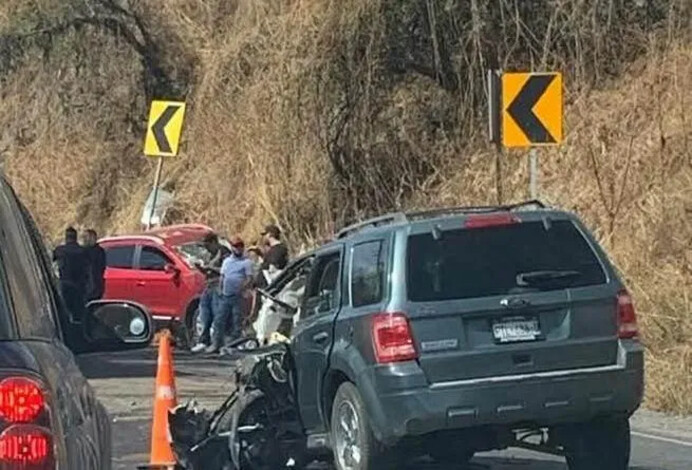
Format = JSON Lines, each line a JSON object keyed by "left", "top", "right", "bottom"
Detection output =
{"left": 331, "top": 383, "right": 396, "bottom": 470}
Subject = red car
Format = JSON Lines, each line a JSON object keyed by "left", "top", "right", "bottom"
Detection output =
{"left": 99, "top": 224, "right": 225, "bottom": 331}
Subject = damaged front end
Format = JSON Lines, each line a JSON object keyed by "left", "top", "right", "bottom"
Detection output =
{"left": 169, "top": 342, "right": 307, "bottom": 470}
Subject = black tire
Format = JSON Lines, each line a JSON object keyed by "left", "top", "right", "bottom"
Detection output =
{"left": 330, "top": 382, "right": 396, "bottom": 470}
{"left": 96, "top": 403, "right": 112, "bottom": 470}
{"left": 183, "top": 301, "right": 201, "bottom": 350}
{"left": 230, "top": 391, "right": 287, "bottom": 470}
{"left": 565, "top": 417, "right": 631, "bottom": 470}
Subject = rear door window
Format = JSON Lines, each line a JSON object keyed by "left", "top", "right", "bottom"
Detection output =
{"left": 302, "top": 252, "right": 342, "bottom": 318}
{"left": 105, "top": 246, "right": 135, "bottom": 269}
{"left": 350, "top": 240, "right": 388, "bottom": 308}
{"left": 138, "top": 246, "right": 171, "bottom": 271}
{"left": 407, "top": 220, "right": 606, "bottom": 302}
{"left": 0, "top": 183, "right": 59, "bottom": 339}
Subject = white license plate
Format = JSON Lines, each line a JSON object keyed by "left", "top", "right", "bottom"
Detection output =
{"left": 492, "top": 317, "right": 540, "bottom": 343}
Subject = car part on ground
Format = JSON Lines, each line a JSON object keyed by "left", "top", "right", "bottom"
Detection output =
{"left": 169, "top": 343, "right": 306, "bottom": 470}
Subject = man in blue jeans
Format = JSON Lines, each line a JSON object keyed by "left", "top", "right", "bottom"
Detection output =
{"left": 215, "top": 236, "right": 253, "bottom": 351}
{"left": 191, "top": 233, "right": 230, "bottom": 353}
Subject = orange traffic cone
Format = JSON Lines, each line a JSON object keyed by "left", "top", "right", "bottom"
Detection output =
{"left": 138, "top": 330, "right": 178, "bottom": 470}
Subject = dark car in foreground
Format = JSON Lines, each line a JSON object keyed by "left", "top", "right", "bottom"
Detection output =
{"left": 253, "top": 201, "right": 644, "bottom": 470}
{"left": 0, "top": 176, "right": 154, "bottom": 469}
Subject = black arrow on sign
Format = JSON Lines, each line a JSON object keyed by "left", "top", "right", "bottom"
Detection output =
{"left": 507, "top": 74, "right": 556, "bottom": 144}
{"left": 151, "top": 105, "right": 181, "bottom": 153}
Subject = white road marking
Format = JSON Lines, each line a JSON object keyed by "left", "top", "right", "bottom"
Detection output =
{"left": 632, "top": 430, "right": 692, "bottom": 448}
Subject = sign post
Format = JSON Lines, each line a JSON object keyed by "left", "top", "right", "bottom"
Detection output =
{"left": 143, "top": 100, "right": 187, "bottom": 230}
{"left": 147, "top": 157, "right": 165, "bottom": 230}
{"left": 529, "top": 148, "right": 538, "bottom": 199}
{"left": 489, "top": 71, "right": 563, "bottom": 199}
{"left": 487, "top": 69, "right": 503, "bottom": 204}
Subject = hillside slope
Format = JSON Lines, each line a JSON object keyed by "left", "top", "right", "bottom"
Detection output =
{"left": 0, "top": 0, "right": 690, "bottom": 412}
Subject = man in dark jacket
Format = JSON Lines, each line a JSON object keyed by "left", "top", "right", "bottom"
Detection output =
{"left": 83, "top": 229, "right": 106, "bottom": 302}
{"left": 53, "top": 227, "right": 89, "bottom": 322}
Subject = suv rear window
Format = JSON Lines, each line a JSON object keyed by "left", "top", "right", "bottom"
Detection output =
{"left": 407, "top": 220, "right": 606, "bottom": 302}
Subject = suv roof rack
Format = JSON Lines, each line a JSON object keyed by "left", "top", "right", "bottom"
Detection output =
{"left": 406, "top": 199, "right": 546, "bottom": 220}
{"left": 334, "top": 200, "right": 547, "bottom": 239}
{"left": 335, "top": 212, "right": 407, "bottom": 239}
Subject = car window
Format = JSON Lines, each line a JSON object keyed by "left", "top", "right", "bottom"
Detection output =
{"left": 0, "top": 183, "right": 59, "bottom": 339}
{"left": 407, "top": 220, "right": 607, "bottom": 302}
{"left": 15, "top": 199, "right": 66, "bottom": 338}
{"left": 0, "top": 252, "right": 15, "bottom": 339}
{"left": 105, "top": 245, "right": 135, "bottom": 269}
{"left": 350, "top": 239, "right": 388, "bottom": 308}
{"left": 303, "top": 251, "right": 342, "bottom": 317}
{"left": 139, "top": 246, "right": 171, "bottom": 271}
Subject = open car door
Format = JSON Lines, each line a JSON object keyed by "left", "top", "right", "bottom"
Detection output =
{"left": 253, "top": 256, "right": 315, "bottom": 343}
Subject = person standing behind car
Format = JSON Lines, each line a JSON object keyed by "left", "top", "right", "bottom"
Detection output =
{"left": 191, "top": 233, "right": 231, "bottom": 353}
{"left": 83, "top": 229, "right": 106, "bottom": 302}
{"left": 53, "top": 227, "right": 89, "bottom": 323}
{"left": 254, "top": 224, "right": 289, "bottom": 291}
{"left": 217, "top": 236, "right": 253, "bottom": 350}
{"left": 261, "top": 224, "right": 289, "bottom": 271}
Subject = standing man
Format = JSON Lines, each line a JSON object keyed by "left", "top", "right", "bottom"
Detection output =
{"left": 53, "top": 227, "right": 89, "bottom": 323}
{"left": 83, "top": 229, "right": 106, "bottom": 302}
{"left": 216, "top": 236, "right": 253, "bottom": 352}
{"left": 191, "top": 232, "right": 231, "bottom": 353}
{"left": 261, "top": 224, "right": 289, "bottom": 272}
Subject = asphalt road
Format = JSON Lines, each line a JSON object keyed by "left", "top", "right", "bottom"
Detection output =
{"left": 78, "top": 349, "right": 692, "bottom": 470}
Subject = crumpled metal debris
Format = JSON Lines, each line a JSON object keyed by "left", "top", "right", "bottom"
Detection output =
{"left": 169, "top": 342, "right": 306, "bottom": 470}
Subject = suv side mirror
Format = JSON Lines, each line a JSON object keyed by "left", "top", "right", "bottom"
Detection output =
{"left": 82, "top": 301, "right": 154, "bottom": 351}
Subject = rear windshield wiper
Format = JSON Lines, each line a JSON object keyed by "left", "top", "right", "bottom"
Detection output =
{"left": 516, "top": 270, "right": 582, "bottom": 287}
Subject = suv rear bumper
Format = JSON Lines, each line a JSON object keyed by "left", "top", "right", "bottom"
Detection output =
{"left": 357, "top": 341, "right": 644, "bottom": 445}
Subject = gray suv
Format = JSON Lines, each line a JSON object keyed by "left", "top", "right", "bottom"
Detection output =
{"left": 264, "top": 201, "right": 643, "bottom": 470}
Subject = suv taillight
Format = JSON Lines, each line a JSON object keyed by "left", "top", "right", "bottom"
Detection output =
{"left": 372, "top": 313, "right": 418, "bottom": 364}
{"left": 464, "top": 213, "right": 520, "bottom": 229}
{"left": 0, "top": 426, "right": 52, "bottom": 468}
{"left": 0, "top": 377, "right": 54, "bottom": 470}
{"left": 617, "top": 290, "right": 639, "bottom": 339}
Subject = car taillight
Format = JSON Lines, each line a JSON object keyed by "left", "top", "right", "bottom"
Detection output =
{"left": 464, "top": 213, "right": 520, "bottom": 229}
{"left": 0, "top": 379, "right": 45, "bottom": 424}
{"left": 617, "top": 290, "right": 639, "bottom": 339}
{"left": 372, "top": 313, "right": 418, "bottom": 364}
{"left": 0, "top": 425, "right": 52, "bottom": 468}
{"left": 0, "top": 377, "right": 55, "bottom": 470}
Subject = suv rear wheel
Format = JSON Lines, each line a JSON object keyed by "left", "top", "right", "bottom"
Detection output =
{"left": 331, "top": 382, "right": 396, "bottom": 470}
{"left": 565, "top": 417, "right": 631, "bottom": 470}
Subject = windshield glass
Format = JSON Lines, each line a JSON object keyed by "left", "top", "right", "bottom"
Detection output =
{"left": 175, "top": 236, "right": 231, "bottom": 268}
{"left": 407, "top": 220, "right": 607, "bottom": 302}
{"left": 175, "top": 241, "right": 212, "bottom": 268}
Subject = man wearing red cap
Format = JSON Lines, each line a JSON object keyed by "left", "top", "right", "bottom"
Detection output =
{"left": 216, "top": 235, "right": 254, "bottom": 351}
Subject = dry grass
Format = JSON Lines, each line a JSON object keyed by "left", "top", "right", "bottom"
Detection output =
{"left": 0, "top": 0, "right": 691, "bottom": 412}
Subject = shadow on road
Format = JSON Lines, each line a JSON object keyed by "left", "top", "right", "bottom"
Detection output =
{"left": 408, "top": 455, "right": 567, "bottom": 470}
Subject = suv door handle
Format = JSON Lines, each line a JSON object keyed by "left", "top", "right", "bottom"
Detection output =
{"left": 136, "top": 281, "right": 146, "bottom": 287}
{"left": 312, "top": 332, "right": 329, "bottom": 344}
